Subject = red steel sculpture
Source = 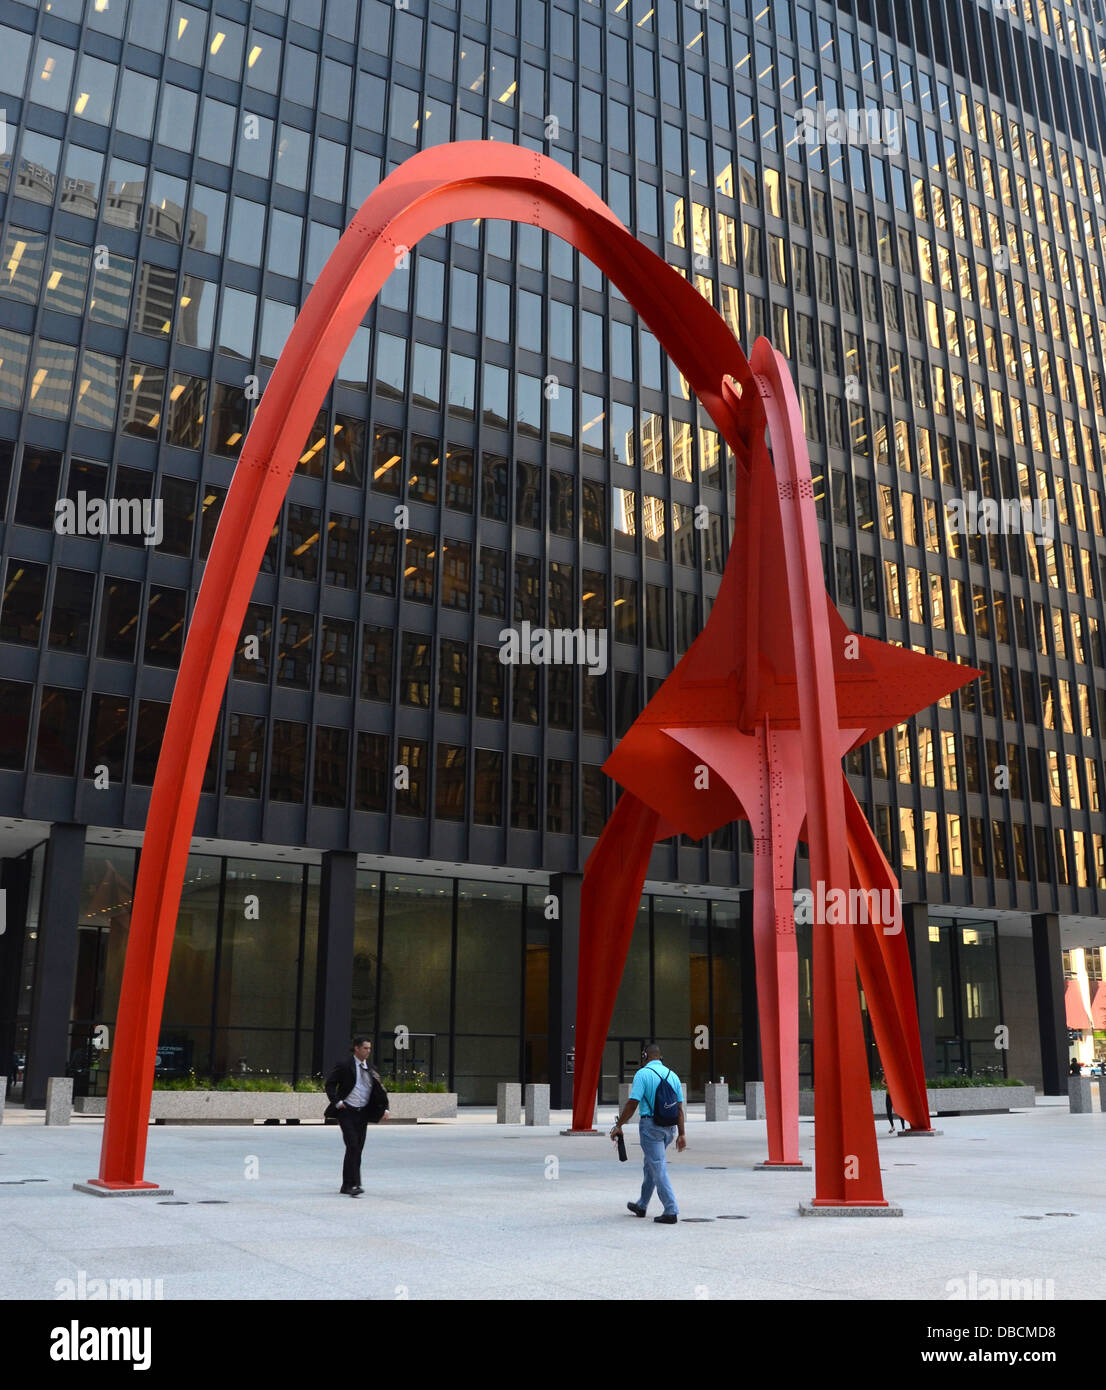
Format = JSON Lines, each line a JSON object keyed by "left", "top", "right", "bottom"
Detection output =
{"left": 88, "top": 143, "right": 977, "bottom": 1208}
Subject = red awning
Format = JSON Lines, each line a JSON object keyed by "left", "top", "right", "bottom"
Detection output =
{"left": 1091, "top": 982, "right": 1106, "bottom": 1030}
{"left": 1066, "top": 979, "right": 1093, "bottom": 1031}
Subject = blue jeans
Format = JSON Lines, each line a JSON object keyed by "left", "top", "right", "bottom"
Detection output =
{"left": 637, "top": 1116, "right": 678, "bottom": 1216}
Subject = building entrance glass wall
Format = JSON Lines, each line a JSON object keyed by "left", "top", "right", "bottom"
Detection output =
{"left": 599, "top": 895, "right": 743, "bottom": 1103}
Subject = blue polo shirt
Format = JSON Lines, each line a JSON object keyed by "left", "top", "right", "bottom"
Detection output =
{"left": 630, "top": 1060, "right": 682, "bottom": 1121}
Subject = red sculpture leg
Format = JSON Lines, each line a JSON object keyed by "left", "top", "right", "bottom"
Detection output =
{"left": 663, "top": 724, "right": 807, "bottom": 1166}
{"left": 843, "top": 779, "right": 933, "bottom": 1131}
{"left": 747, "top": 347, "right": 885, "bottom": 1205}
{"left": 571, "top": 792, "right": 661, "bottom": 1132}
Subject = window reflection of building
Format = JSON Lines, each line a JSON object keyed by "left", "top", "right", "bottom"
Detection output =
{"left": 14, "top": 158, "right": 57, "bottom": 205}
{"left": 641, "top": 410, "right": 664, "bottom": 473}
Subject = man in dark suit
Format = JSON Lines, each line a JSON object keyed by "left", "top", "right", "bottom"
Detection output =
{"left": 325, "top": 1036, "right": 389, "bottom": 1196}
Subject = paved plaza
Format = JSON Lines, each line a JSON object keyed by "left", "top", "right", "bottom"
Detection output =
{"left": 1, "top": 1100, "right": 1102, "bottom": 1301}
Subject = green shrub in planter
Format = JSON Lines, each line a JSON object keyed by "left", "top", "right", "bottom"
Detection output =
{"left": 928, "top": 1074, "right": 1026, "bottom": 1088}
{"left": 214, "top": 1076, "right": 292, "bottom": 1092}
{"left": 153, "top": 1071, "right": 213, "bottom": 1091}
{"left": 873, "top": 1074, "right": 1026, "bottom": 1090}
{"left": 379, "top": 1071, "right": 448, "bottom": 1093}
{"left": 294, "top": 1076, "right": 325, "bottom": 1093}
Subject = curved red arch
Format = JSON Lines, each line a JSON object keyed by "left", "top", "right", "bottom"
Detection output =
{"left": 91, "top": 142, "right": 768, "bottom": 1188}
{"left": 89, "top": 141, "right": 912, "bottom": 1205}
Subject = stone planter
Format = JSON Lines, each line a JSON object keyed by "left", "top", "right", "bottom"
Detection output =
{"left": 385, "top": 1092, "right": 457, "bottom": 1120}
{"left": 74, "top": 1089, "right": 458, "bottom": 1123}
{"left": 797, "top": 1086, "right": 1036, "bottom": 1118}
{"left": 922, "top": 1085, "right": 1036, "bottom": 1116}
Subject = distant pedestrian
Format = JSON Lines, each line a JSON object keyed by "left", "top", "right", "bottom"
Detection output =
{"left": 885, "top": 1089, "right": 905, "bottom": 1134}
{"left": 1069, "top": 1056, "right": 1083, "bottom": 1077}
{"left": 610, "top": 1044, "right": 686, "bottom": 1224}
{"left": 325, "top": 1036, "right": 389, "bottom": 1196}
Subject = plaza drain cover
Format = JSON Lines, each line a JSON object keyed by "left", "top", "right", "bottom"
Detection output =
{"left": 158, "top": 1200, "right": 188, "bottom": 1205}
{"left": 716, "top": 1214, "right": 748, "bottom": 1220}
{"left": 1045, "top": 1212, "right": 1077, "bottom": 1217}
{"left": 893, "top": 1163, "right": 917, "bottom": 1166}
{"left": 704, "top": 1166, "right": 728, "bottom": 1170}
{"left": 1019, "top": 1215, "right": 1044, "bottom": 1220}
{"left": 681, "top": 1217, "right": 714, "bottom": 1223}
{"left": 196, "top": 1200, "right": 227, "bottom": 1205}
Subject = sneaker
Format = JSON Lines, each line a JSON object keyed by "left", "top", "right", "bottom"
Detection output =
{"left": 654, "top": 1213, "right": 678, "bottom": 1224}
{"left": 627, "top": 1202, "right": 646, "bottom": 1218}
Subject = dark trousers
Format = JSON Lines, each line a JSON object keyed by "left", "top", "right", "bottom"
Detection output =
{"left": 338, "top": 1106, "right": 370, "bottom": 1188}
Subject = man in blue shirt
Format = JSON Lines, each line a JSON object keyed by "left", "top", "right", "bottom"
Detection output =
{"left": 610, "top": 1043, "right": 687, "bottom": 1224}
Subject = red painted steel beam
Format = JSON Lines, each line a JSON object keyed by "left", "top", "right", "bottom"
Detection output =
{"left": 569, "top": 792, "right": 661, "bottom": 1131}
{"left": 843, "top": 779, "right": 933, "bottom": 1132}
{"left": 738, "top": 347, "right": 884, "bottom": 1205}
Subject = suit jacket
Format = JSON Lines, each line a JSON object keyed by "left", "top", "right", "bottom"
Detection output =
{"left": 324, "top": 1056, "right": 388, "bottom": 1122}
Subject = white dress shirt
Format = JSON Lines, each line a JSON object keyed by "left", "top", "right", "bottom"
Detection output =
{"left": 343, "top": 1060, "right": 372, "bottom": 1110}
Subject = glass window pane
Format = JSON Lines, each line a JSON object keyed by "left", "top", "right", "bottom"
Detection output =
{"left": 115, "top": 69, "right": 158, "bottom": 139}
{"left": 73, "top": 53, "right": 116, "bottom": 124}
{"left": 0, "top": 24, "right": 32, "bottom": 95}
{"left": 60, "top": 143, "right": 103, "bottom": 218}
{"left": 29, "top": 40, "right": 74, "bottom": 112}
{"left": 0, "top": 227, "right": 46, "bottom": 303}
{"left": 0, "top": 558, "right": 47, "bottom": 644}
{"left": 28, "top": 340, "right": 76, "bottom": 420}
{"left": 0, "top": 328, "right": 31, "bottom": 408}
{"left": 75, "top": 350, "right": 120, "bottom": 431}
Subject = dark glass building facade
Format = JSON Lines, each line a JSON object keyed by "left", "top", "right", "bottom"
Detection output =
{"left": 0, "top": 0, "right": 1102, "bottom": 1108}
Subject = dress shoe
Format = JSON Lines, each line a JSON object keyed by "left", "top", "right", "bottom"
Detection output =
{"left": 349, "top": 1185, "right": 363, "bottom": 1196}
{"left": 654, "top": 1213, "right": 678, "bottom": 1224}
{"left": 627, "top": 1202, "right": 646, "bottom": 1218}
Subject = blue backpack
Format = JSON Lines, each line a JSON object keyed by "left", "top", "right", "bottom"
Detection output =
{"left": 650, "top": 1066, "right": 681, "bottom": 1127}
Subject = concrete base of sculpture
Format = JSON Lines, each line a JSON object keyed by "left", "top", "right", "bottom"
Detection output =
{"left": 799, "top": 1201, "right": 903, "bottom": 1217}
{"left": 896, "top": 1128, "right": 943, "bottom": 1136}
{"left": 73, "top": 1182, "right": 172, "bottom": 1197}
{"left": 755, "top": 1162, "right": 811, "bottom": 1171}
